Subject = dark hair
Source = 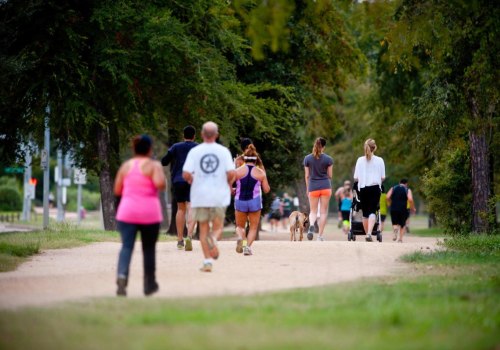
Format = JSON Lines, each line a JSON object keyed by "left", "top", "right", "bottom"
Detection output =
{"left": 400, "top": 178, "right": 408, "bottom": 184}
{"left": 240, "top": 138, "right": 253, "bottom": 151}
{"left": 183, "top": 125, "right": 195, "bottom": 140}
{"left": 132, "top": 135, "right": 152, "bottom": 155}
{"left": 312, "top": 137, "right": 326, "bottom": 159}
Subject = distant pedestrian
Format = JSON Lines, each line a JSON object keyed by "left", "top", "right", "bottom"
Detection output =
{"left": 304, "top": 137, "right": 333, "bottom": 241}
{"left": 335, "top": 180, "right": 351, "bottom": 227}
{"left": 379, "top": 187, "right": 387, "bottom": 231}
{"left": 353, "top": 139, "right": 385, "bottom": 242}
{"left": 234, "top": 144, "right": 270, "bottom": 255}
{"left": 386, "top": 179, "right": 416, "bottom": 243}
{"left": 182, "top": 121, "right": 235, "bottom": 272}
{"left": 161, "top": 125, "right": 198, "bottom": 251}
{"left": 281, "top": 193, "right": 293, "bottom": 229}
{"left": 269, "top": 194, "right": 282, "bottom": 232}
{"left": 114, "top": 135, "right": 166, "bottom": 297}
{"left": 340, "top": 184, "right": 353, "bottom": 235}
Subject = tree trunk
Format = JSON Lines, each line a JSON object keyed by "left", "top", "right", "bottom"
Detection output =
{"left": 468, "top": 95, "right": 491, "bottom": 233}
{"left": 97, "top": 126, "right": 119, "bottom": 231}
{"left": 294, "top": 179, "right": 309, "bottom": 213}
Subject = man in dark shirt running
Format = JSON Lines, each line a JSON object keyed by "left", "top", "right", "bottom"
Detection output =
{"left": 386, "top": 178, "right": 416, "bottom": 243}
{"left": 161, "top": 126, "right": 198, "bottom": 251}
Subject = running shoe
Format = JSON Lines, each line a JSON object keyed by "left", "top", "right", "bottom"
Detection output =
{"left": 206, "top": 234, "right": 219, "bottom": 260}
{"left": 177, "top": 240, "right": 184, "bottom": 250}
{"left": 116, "top": 277, "right": 127, "bottom": 297}
{"left": 307, "top": 226, "right": 314, "bottom": 241}
{"left": 236, "top": 239, "right": 243, "bottom": 253}
{"left": 200, "top": 262, "right": 213, "bottom": 272}
{"left": 365, "top": 235, "right": 373, "bottom": 242}
{"left": 185, "top": 237, "right": 193, "bottom": 251}
{"left": 317, "top": 236, "right": 325, "bottom": 241}
{"left": 243, "top": 246, "right": 253, "bottom": 256}
{"left": 397, "top": 239, "right": 403, "bottom": 243}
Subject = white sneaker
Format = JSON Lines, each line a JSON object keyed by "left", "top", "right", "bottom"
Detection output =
{"left": 243, "top": 246, "right": 253, "bottom": 256}
{"left": 316, "top": 236, "right": 325, "bottom": 241}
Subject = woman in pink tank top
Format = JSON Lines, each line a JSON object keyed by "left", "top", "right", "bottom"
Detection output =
{"left": 114, "top": 135, "right": 166, "bottom": 297}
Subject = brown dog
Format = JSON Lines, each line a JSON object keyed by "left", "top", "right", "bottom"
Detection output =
{"left": 289, "top": 211, "right": 309, "bottom": 241}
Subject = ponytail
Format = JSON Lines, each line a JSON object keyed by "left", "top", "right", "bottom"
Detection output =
{"left": 312, "top": 137, "right": 326, "bottom": 159}
{"left": 243, "top": 143, "right": 264, "bottom": 168}
{"left": 364, "top": 139, "right": 377, "bottom": 161}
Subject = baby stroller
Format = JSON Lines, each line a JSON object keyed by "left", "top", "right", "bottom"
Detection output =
{"left": 347, "top": 182, "right": 382, "bottom": 242}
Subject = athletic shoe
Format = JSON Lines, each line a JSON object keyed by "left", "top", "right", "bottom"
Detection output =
{"left": 397, "top": 239, "right": 403, "bottom": 243}
{"left": 206, "top": 235, "right": 219, "bottom": 260}
{"left": 307, "top": 226, "right": 314, "bottom": 241}
{"left": 236, "top": 239, "right": 243, "bottom": 253}
{"left": 317, "top": 236, "right": 325, "bottom": 241}
{"left": 365, "top": 235, "right": 373, "bottom": 242}
{"left": 200, "top": 262, "right": 212, "bottom": 272}
{"left": 116, "top": 277, "right": 127, "bottom": 297}
{"left": 243, "top": 246, "right": 253, "bottom": 256}
{"left": 185, "top": 237, "right": 193, "bottom": 251}
{"left": 177, "top": 240, "right": 184, "bottom": 250}
{"left": 144, "top": 275, "right": 159, "bottom": 296}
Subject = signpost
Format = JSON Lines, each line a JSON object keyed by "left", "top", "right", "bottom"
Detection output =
{"left": 74, "top": 168, "right": 87, "bottom": 225}
{"left": 42, "top": 109, "right": 50, "bottom": 229}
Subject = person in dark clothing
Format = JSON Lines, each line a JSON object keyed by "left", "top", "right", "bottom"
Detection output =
{"left": 386, "top": 178, "right": 416, "bottom": 243}
{"left": 161, "top": 126, "right": 198, "bottom": 251}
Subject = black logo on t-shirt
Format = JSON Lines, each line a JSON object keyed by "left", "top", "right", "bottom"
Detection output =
{"left": 200, "top": 154, "right": 219, "bottom": 174}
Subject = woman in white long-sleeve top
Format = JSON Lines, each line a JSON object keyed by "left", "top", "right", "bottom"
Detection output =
{"left": 353, "top": 139, "right": 385, "bottom": 242}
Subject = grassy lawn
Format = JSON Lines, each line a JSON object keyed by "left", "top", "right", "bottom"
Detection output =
{"left": 0, "top": 235, "right": 499, "bottom": 350}
{"left": 409, "top": 227, "right": 445, "bottom": 237}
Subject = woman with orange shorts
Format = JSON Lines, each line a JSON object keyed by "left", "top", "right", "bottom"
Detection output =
{"left": 303, "top": 137, "right": 333, "bottom": 241}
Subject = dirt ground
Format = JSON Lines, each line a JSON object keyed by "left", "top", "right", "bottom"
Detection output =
{"left": 0, "top": 220, "right": 440, "bottom": 310}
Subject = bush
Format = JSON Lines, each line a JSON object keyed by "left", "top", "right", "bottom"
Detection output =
{"left": 65, "top": 187, "right": 101, "bottom": 211}
{"left": 0, "top": 186, "right": 22, "bottom": 211}
{"left": 421, "top": 147, "right": 472, "bottom": 234}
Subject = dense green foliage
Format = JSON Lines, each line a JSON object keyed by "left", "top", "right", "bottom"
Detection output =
{"left": 421, "top": 147, "right": 472, "bottom": 234}
{"left": 0, "top": 186, "right": 22, "bottom": 211}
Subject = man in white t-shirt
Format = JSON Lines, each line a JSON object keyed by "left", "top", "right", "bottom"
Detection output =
{"left": 183, "top": 121, "right": 235, "bottom": 272}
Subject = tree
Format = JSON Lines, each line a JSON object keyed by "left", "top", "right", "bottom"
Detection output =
{"left": 0, "top": 0, "right": 305, "bottom": 229}
{"left": 383, "top": 0, "right": 499, "bottom": 233}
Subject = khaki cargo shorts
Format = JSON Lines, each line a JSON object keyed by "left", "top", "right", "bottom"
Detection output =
{"left": 192, "top": 207, "right": 227, "bottom": 222}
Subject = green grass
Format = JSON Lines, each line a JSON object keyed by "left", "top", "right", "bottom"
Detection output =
{"left": 402, "top": 234, "right": 500, "bottom": 265}
{"left": 409, "top": 227, "right": 444, "bottom": 237}
{"left": 0, "top": 235, "right": 499, "bottom": 349}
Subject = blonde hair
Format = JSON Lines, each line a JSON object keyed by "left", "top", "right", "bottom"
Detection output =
{"left": 312, "top": 137, "right": 326, "bottom": 159}
{"left": 364, "top": 139, "right": 377, "bottom": 161}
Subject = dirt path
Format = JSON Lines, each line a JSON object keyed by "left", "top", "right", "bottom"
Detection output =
{"left": 0, "top": 226, "right": 439, "bottom": 310}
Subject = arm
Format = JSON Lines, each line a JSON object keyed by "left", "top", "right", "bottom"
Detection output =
{"left": 113, "top": 164, "right": 126, "bottom": 196}
{"left": 386, "top": 187, "right": 393, "bottom": 206}
{"left": 261, "top": 176, "right": 271, "bottom": 194}
{"left": 407, "top": 189, "right": 416, "bottom": 213}
{"left": 327, "top": 164, "right": 333, "bottom": 180}
{"left": 227, "top": 170, "right": 236, "bottom": 187}
{"left": 304, "top": 166, "right": 310, "bottom": 192}
{"left": 160, "top": 147, "right": 174, "bottom": 166}
{"left": 151, "top": 161, "right": 166, "bottom": 190}
{"left": 182, "top": 171, "right": 193, "bottom": 184}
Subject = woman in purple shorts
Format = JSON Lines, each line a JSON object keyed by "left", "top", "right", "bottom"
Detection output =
{"left": 234, "top": 144, "right": 270, "bottom": 255}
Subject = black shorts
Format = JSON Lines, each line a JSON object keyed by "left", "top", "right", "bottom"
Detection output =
{"left": 381, "top": 214, "right": 387, "bottom": 222}
{"left": 173, "top": 182, "right": 190, "bottom": 203}
{"left": 270, "top": 210, "right": 281, "bottom": 220}
{"left": 341, "top": 211, "right": 350, "bottom": 221}
{"left": 391, "top": 210, "right": 408, "bottom": 227}
{"left": 283, "top": 210, "right": 291, "bottom": 219}
{"left": 359, "top": 185, "right": 381, "bottom": 218}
